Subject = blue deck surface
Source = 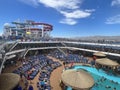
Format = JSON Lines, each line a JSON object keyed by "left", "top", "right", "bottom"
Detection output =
{"left": 67, "top": 65, "right": 120, "bottom": 90}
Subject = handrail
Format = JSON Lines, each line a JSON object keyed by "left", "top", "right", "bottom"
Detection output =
{"left": 9, "top": 41, "right": 19, "bottom": 52}
{"left": 0, "top": 54, "right": 6, "bottom": 74}
{"left": 57, "top": 47, "right": 67, "bottom": 56}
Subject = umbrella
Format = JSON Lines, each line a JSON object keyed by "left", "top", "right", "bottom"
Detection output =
{"left": 61, "top": 69, "right": 94, "bottom": 90}
{"left": 96, "top": 58, "right": 119, "bottom": 66}
{"left": 93, "top": 52, "right": 106, "bottom": 57}
{"left": 0, "top": 73, "right": 20, "bottom": 90}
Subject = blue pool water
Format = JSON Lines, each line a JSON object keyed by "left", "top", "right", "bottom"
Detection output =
{"left": 67, "top": 65, "right": 120, "bottom": 90}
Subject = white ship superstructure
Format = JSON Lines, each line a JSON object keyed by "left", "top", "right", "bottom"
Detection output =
{"left": 3, "top": 20, "right": 53, "bottom": 40}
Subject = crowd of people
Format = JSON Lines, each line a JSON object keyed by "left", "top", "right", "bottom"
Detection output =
{"left": 67, "top": 44, "right": 120, "bottom": 54}
{"left": 48, "top": 50, "right": 90, "bottom": 67}
{"left": 4, "top": 49, "right": 119, "bottom": 90}
{"left": 94, "top": 76, "right": 119, "bottom": 90}
{"left": 13, "top": 55, "right": 61, "bottom": 90}
{"left": 12, "top": 49, "right": 93, "bottom": 90}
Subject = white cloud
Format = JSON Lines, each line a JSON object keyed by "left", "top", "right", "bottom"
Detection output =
{"left": 60, "top": 10, "right": 91, "bottom": 19}
{"left": 60, "top": 18, "right": 77, "bottom": 25}
{"left": 38, "top": 0, "right": 82, "bottom": 10}
{"left": 19, "top": 0, "right": 94, "bottom": 25}
{"left": 59, "top": 10, "right": 92, "bottom": 25}
{"left": 19, "top": 0, "right": 39, "bottom": 7}
{"left": 38, "top": 0, "right": 94, "bottom": 25}
{"left": 111, "top": 0, "right": 120, "bottom": 6}
{"left": 85, "top": 9, "right": 95, "bottom": 12}
{"left": 105, "top": 15, "right": 120, "bottom": 24}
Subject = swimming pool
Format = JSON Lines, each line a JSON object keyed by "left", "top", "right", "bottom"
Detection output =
{"left": 67, "top": 65, "right": 120, "bottom": 90}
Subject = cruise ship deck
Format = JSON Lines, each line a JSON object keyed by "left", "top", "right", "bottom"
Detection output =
{"left": 0, "top": 41, "right": 120, "bottom": 90}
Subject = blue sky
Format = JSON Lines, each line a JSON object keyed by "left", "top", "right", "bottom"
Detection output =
{"left": 0, "top": 0, "right": 120, "bottom": 37}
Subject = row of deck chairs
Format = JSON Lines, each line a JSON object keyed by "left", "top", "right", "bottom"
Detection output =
{"left": 49, "top": 50, "right": 89, "bottom": 64}
{"left": 13, "top": 55, "right": 61, "bottom": 80}
{"left": 13, "top": 54, "right": 62, "bottom": 90}
{"left": 36, "top": 55, "right": 61, "bottom": 90}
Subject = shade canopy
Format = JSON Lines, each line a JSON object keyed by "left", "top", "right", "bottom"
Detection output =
{"left": 0, "top": 73, "right": 20, "bottom": 90}
{"left": 96, "top": 58, "right": 119, "bottom": 66}
{"left": 61, "top": 69, "right": 94, "bottom": 90}
{"left": 93, "top": 52, "right": 106, "bottom": 57}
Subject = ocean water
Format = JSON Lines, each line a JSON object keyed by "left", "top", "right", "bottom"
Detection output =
{"left": 67, "top": 65, "right": 120, "bottom": 90}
